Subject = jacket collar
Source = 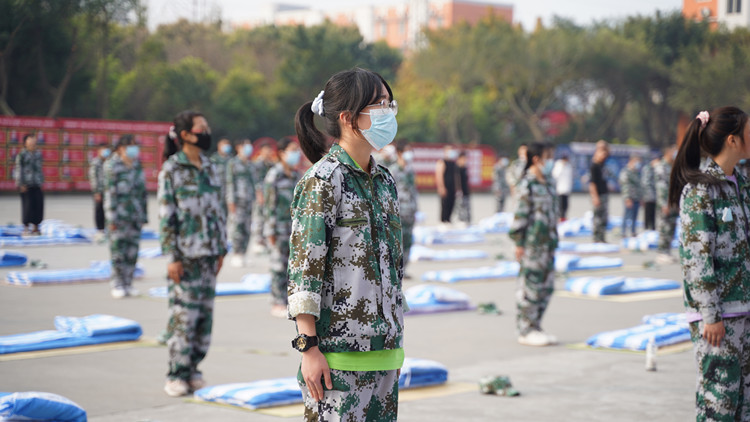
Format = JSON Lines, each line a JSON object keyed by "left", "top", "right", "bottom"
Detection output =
{"left": 330, "top": 144, "right": 383, "bottom": 178}
{"left": 704, "top": 157, "right": 750, "bottom": 190}
{"left": 175, "top": 151, "right": 209, "bottom": 169}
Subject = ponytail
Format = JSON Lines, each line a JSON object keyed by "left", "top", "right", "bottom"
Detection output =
{"left": 521, "top": 142, "right": 544, "bottom": 178}
{"left": 295, "top": 101, "right": 328, "bottom": 163}
{"left": 668, "top": 106, "right": 749, "bottom": 208}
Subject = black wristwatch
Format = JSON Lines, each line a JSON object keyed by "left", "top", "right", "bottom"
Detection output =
{"left": 292, "top": 334, "right": 319, "bottom": 352}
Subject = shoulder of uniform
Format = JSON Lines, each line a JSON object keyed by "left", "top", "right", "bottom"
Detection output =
{"left": 310, "top": 155, "right": 341, "bottom": 181}
{"left": 377, "top": 163, "right": 396, "bottom": 182}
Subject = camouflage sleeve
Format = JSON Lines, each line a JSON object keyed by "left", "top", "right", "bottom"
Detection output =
{"left": 655, "top": 166, "right": 668, "bottom": 207}
{"left": 262, "top": 174, "right": 277, "bottom": 238}
{"left": 88, "top": 161, "right": 99, "bottom": 193}
{"left": 508, "top": 179, "right": 530, "bottom": 247}
{"left": 225, "top": 160, "right": 235, "bottom": 206}
{"left": 618, "top": 170, "right": 629, "bottom": 198}
{"left": 158, "top": 167, "right": 182, "bottom": 263}
{"left": 287, "top": 175, "right": 337, "bottom": 320}
{"left": 139, "top": 167, "right": 148, "bottom": 224}
{"left": 14, "top": 152, "right": 22, "bottom": 187}
{"left": 103, "top": 162, "right": 116, "bottom": 224}
{"left": 680, "top": 184, "right": 722, "bottom": 324}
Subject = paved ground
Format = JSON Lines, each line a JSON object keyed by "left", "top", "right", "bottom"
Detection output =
{"left": 0, "top": 192, "right": 695, "bottom": 421}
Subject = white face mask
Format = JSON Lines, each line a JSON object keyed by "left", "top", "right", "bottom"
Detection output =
{"left": 403, "top": 151, "right": 414, "bottom": 163}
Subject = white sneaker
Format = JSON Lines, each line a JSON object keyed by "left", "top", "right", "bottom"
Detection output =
{"left": 125, "top": 286, "right": 140, "bottom": 297}
{"left": 540, "top": 331, "right": 558, "bottom": 345}
{"left": 111, "top": 287, "right": 127, "bottom": 299}
{"left": 230, "top": 254, "right": 245, "bottom": 268}
{"left": 164, "top": 379, "right": 190, "bottom": 397}
{"left": 518, "top": 330, "right": 552, "bottom": 347}
{"left": 656, "top": 253, "right": 677, "bottom": 264}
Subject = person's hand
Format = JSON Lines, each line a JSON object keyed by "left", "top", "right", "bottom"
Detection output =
{"left": 228, "top": 203, "right": 236, "bottom": 214}
{"left": 168, "top": 261, "right": 184, "bottom": 284}
{"left": 109, "top": 223, "right": 117, "bottom": 232}
{"left": 268, "top": 235, "right": 277, "bottom": 247}
{"left": 662, "top": 205, "right": 670, "bottom": 216}
{"left": 19, "top": 185, "right": 27, "bottom": 193}
{"left": 625, "top": 198, "right": 633, "bottom": 208}
{"left": 216, "top": 255, "right": 224, "bottom": 275}
{"left": 592, "top": 196, "right": 600, "bottom": 208}
{"left": 437, "top": 186, "right": 447, "bottom": 198}
{"left": 94, "top": 193, "right": 102, "bottom": 202}
{"left": 301, "top": 347, "right": 332, "bottom": 402}
{"left": 703, "top": 320, "right": 725, "bottom": 347}
{"left": 515, "top": 246, "right": 525, "bottom": 262}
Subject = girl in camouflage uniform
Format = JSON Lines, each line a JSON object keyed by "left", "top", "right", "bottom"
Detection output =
{"left": 158, "top": 110, "right": 228, "bottom": 397}
{"left": 669, "top": 106, "right": 750, "bottom": 421}
{"left": 226, "top": 139, "right": 256, "bottom": 267}
{"left": 509, "top": 143, "right": 559, "bottom": 347}
{"left": 263, "top": 137, "right": 302, "bottom": 317}
{"left": 289, "top": 68, "right": 404, "bottom": 422}
{"left": 104, "top": 135, "right": 147, "bottom": 298}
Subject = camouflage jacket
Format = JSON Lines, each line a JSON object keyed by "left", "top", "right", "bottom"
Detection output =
{"left": 288, "top": 144, "right": 405, "bottom": 353}
{"left": 225, "top": 156, "right": 256, "bottom": 209}
{"left": 492, "top": 162, "right": 510, "bottom": 195}
{"left": 209, "top": 153, "right": 232, "bottom": 187}
{"left": 386, "top": 160, "right": 418, "bottom": 225}
{"left": 640, "top": 162, "right": 656, "bottom": 202}
{"left": 654, "top": 159, "right": 672, "bottom": 209}
{"left": 618, "top": 167, "right": 642, "bottom": 201}
{"left": 104, "top": 154, "right": 148, "bottom": 226}
{"left": 506, "top": 159, "right": 526, "bottom": 189}
{"left": 14, "top": 149, "right": 44, "bottom": 187}
{"left": 679, "top": 158, "right": 750, "bottom": 324}
{"left": 88, "top": 156, "right": 106, "bottom": 194}
{"left": 158, "top": 151, "right": 228, "bottom": 262}
{"left": 262, "top": 163, "right": 301, "bottom": 239}
{"left": 253, "top": 159, "right": 276, "bottom": 192}
{"left": 509, "top": 172, "right": 559, "bottom": 252}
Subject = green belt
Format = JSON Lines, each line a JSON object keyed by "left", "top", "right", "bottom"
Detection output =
{"left": 323, "top": 348, "right": 404, "bottom": 371}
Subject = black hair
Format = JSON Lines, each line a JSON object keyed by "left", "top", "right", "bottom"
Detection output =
{"left": 115, "top": 134, "right": 135, "bottom": 150}
{"left": 164, "top": 110, "right": 204, "bottom": 160}
{"left": 234, "top": 138, "right": 251, "bottom": 147}
{"left": 458, "top": 150, "right": 467, "bottom": 158}
{"left": 22, "top": 134, "right": 34, "bottom": 144}
{"left": 277, "top": 136, "right": 295, "bottom": 152}
{"left": 97, "top": 142, "right": 108, "bottom": 147}
{"left": 522, "top": 142, "right": 545, "bottom": 177}
{"left": 294, "top": 67, "right": 393, "bottom": 163}
{"left": 394, "top": 138, "right": 409, "bottom": 153}
{"left": 668, "top": 106, "right": 748, "bottom": 208}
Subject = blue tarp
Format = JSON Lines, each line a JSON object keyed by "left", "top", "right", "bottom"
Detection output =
{"left": 0, "top": 250, "right": 28, "bottom": 267}
{"left": 404, "top": 284, "right": 474, "bottom": 315}
{"left": 0, "top": 392, "right": 87, "bottom": 422}
{"left": 5, "top": 261, "right": 145, "bottom": 286}
{"left": 0, "top": 314, "right": 142, "bottom": 355}
{"left": 565, "top": 276, "right": 681, "bottom": 296}
{"left": 585, "top": 313, "right": 690, "bottom": 351}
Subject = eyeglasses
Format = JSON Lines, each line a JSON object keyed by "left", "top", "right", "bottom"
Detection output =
{"left": 361, "top": 99, "right": 398, "bottom": 116}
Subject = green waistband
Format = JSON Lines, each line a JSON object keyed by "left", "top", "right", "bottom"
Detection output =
{"left": 323, "top": 348, "right": 405, "bottom": 371}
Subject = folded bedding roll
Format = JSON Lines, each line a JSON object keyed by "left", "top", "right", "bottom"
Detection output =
{"left": 0, "top": 391, "right": 86, "bottom": 422}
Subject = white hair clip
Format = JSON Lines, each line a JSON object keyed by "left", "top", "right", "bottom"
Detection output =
{"left": 311, "top": 90, "right": 325, "bottom": 117}
{"left": 696, "top": 111, "right": 709, "bottom": 129}
{"left": 168, "top": 125, "right": 177, "bottom": 140}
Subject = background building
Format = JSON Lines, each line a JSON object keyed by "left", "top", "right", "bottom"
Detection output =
{"left": 240, "top": 0, "right": 513, "bottom": 51}
{"left": 682, "top": 0, "right": 750, "bottom": 30}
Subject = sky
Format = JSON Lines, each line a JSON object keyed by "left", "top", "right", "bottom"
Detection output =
{"left": 147, "top": 0, "right": 683, "bottom": 31}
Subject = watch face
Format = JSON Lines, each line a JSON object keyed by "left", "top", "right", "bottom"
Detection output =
{"left": 296, "top": 337, "right": 307, "bottom": 350}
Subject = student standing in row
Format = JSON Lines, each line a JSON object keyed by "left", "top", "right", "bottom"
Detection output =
{"left": 104, "top": 135, "right": 147, "bottom": 299}
{"left": 641, "top": 154, "right": 658, "bottom": 231}
{"left": 618, "top": 155, "right": 642, "bottom": 238}
{"left": 655, "top": 145, "right": 678, "bottom": 264}
{"left": 263, "top": 137, "right": 302, "bottom": 318}
{"left": 509, "top": 142, "right": 558, "bottom": 347}
{"left": 158, "top": 110, "right": 228, "bottom": 397}
{"left": 226, "top": 139, "right": 256, "bottom": 268}
{"left": 551, "top": 154, "right": 573, "bottom": 222}
{"left": 492, "top": 154, "right": 510, "bottom": 213}
{"left": 589, "top": 141, "right": 610, "bottom": 243}
{"left": 669, "top": 106, "right": 750, "bottom": 421}
{"left": 386, "top": 139, "right": 419, "bottom": 278}
{"left": 289, "top": 68, "right": 404, "bottom": 421}
{"left": 14, "top": 134, "right": 44, "bottom": 235}
{"left": 88, "top": 143, "right": 111, "bottom": 238}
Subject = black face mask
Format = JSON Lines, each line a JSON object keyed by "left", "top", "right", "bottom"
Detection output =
{"left": 194, "top": 132, "right": 212, "bottom": 151}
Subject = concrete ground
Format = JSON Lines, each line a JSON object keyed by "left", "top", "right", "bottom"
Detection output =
{"left": 0, "top": 192, "right": 694, "bottom": 421}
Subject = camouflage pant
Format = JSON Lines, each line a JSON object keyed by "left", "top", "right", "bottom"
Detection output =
{"left": 109, "top": 221, "right": 142, "bottom": 289}
{"left": 689, "top": 317, "right": 750, "bottom": 421}
{"left": 402, "top": 221, "right": 414, "bottom": 271}
{"left": 593, "top": 194, "right": 609, "bottom": 243}
{"left": 516, "top": 249, "right": 555, "bottom": 335}
{"left": 270, "top": 238, "right": 290, "bottom": 305}
{"left": 495, "top": 192, "right": 506, "bottom": 213}
{"left": 299, "top": 367, "right": 399, "bottom": 422}
{"left": 166, "top": 256, "right": 218, "bottom": 381}
{"left": 657, "top": 209, "right": 678, "bottom": 254}
{"left": 230, "top": 207, "right": 252, "bottom": 254}
{"left": 457, "top": 195, "right": 471, "bottom": 224}
{"left": 251, "top": 201, "right": 265, "bottom": 246}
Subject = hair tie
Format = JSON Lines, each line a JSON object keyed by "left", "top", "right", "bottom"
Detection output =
{"left": 696, "top": 111, "right": 709, "bottom": 129}
{"left": 168, "top": 125, "right": 177, "bottom": 140}
{"left": 311, "top": 90, "right": 325, "bottom": 117}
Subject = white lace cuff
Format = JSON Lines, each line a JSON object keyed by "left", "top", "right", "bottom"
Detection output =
{"left": 288, "top": 291, "right": 321, "bottom": 320}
